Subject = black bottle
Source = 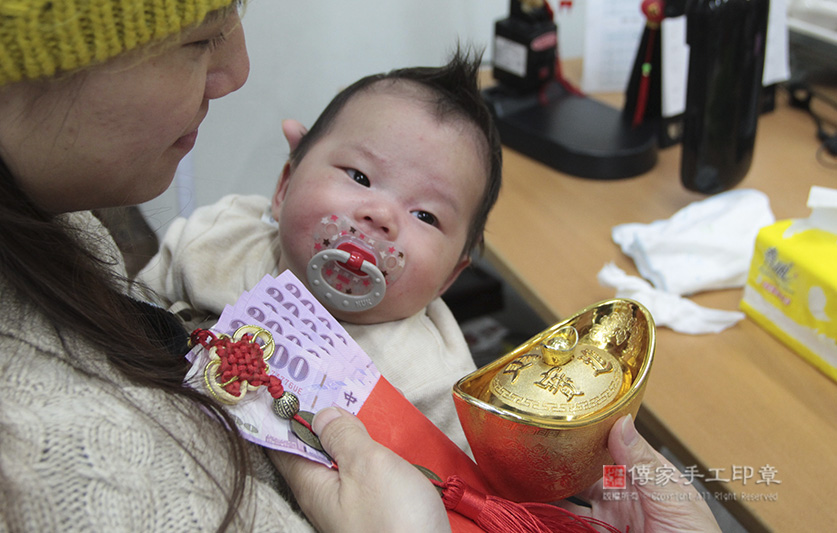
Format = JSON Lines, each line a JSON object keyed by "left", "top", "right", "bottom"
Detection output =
{"left": 680, "top": 0, "right": 770, "bottom": 194}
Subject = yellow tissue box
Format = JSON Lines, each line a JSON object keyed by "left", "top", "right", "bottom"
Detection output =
{"left": 741, "top": 219, "right": 837, "bottom": 383}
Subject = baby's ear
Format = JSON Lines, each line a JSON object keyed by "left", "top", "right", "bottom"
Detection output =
{"left": 271, "top": 162, "right": 293, "bottom": 217}
{"left": 282, "top": 119, "right": 308, "bottom": 151}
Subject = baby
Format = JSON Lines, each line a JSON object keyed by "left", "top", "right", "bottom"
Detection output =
{"left": 139, "top": 49, "right": 502, "bottom": 452}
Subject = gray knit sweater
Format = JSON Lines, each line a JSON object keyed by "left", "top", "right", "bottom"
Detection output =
{"left": 0, "top": 212, "right": 314, "bottom": 532}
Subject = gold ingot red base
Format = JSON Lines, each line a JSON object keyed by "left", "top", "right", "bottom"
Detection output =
{"left": 453, "top": 299, "right": 655, "bottom": 502}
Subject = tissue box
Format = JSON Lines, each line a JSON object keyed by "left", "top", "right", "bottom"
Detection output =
{"left": 741, "top": 218, "right": 837, "bottom": 383}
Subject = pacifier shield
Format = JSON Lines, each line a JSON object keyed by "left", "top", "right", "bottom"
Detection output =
{"left": 306, "top": 215, "right": 406, "bottom": 312}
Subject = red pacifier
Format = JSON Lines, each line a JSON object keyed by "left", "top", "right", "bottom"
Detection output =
{"left": 306, "top": 215, "right": 406, "bottom": 312}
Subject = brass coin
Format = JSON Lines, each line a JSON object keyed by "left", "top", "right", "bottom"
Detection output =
{"left": 413, "top": 464, "right": 444, "bottom": 496}
{"left": 292, "top": 411, "right": 333, "bottom": 463}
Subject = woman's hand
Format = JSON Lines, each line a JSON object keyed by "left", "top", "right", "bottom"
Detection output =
{"left": 269, "top": 407, "right": 450, "bottom": 533}
{"left": 567, "top": 415, "right": 721, "bottom": 533}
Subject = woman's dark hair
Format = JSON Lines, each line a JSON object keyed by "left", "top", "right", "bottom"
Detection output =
{"left": 289, "top": 46, "right": 502, "bottom": 257}
{"left": 0, "top": 155, "right": 249, "bottom": 532}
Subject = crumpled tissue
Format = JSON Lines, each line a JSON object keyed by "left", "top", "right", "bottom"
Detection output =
{"left": 611, "top": 189, "right": 775, "bottom": 296}
{"left": 598, "top": 263, "right": 745, "bottom": 334}
{"left": 599, "top": 189, "right": 774, "bottom": 334}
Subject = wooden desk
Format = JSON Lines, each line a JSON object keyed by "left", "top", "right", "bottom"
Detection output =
{"left": 483, "top": 88, "right": 837, "bottom": 531}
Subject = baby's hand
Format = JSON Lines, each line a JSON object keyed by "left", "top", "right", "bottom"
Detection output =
{"left": 282, "top": 119, "right": 307, "bottom": 151}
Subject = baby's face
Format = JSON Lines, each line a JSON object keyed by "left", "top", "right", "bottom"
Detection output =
{"left": 272, "top": 90, "right": 486, "bottom": 324}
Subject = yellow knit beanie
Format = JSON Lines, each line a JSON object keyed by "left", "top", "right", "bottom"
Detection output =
{"left": 0, "top": 0, "right": 237, "bottom": 86}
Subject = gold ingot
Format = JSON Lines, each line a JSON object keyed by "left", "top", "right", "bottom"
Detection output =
{"left": 453, "top": 299, "right": 655, "bottom": 502}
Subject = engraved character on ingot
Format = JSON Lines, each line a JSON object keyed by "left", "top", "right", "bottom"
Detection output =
{"left": 534, "top": 368, "right": 584, "bottom": 402}
{"left": 578, "top": 348, "right": 614, "bottom": 377}
{"left": 501, "top": 354, "right": 538, "bottom": 384}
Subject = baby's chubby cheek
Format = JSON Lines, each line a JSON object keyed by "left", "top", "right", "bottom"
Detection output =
{"left": 275, "top": 233, "right": 310, "bottom": 284}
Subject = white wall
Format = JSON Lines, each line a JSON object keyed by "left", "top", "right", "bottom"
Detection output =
{"left": 140, "top": 0, "right": 586, "bottom": 234}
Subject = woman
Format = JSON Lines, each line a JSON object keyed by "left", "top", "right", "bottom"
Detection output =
{"left": 0, "top": 1, "right": 718, "bottom": 531}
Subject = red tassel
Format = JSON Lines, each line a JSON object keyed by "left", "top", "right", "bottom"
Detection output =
{"left": 631, "top": 26, "right": 657, "bottom": 128}
{"left": 438, "top": 476, "right": 624, "bottom": 533}
{"left": 633, "top": 0, "right": 666, "bottom": 128}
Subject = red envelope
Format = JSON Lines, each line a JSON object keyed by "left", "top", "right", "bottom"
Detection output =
{"left": 357, "top": 376, "right": 487, "bottom": 533}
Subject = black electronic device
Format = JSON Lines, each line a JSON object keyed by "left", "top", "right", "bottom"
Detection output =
{"left": 484, "top": 0, "right": 658, "bottom": 180}
{"left": 492, "top": 0, "right": 558, "bottom": 92}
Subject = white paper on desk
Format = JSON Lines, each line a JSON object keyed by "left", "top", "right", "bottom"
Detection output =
{"left": 763, "top": 0, "right": 791, "bottom": 86}
{"left": 581, "top": 0, "right": 645, "bottom": 94}
{"left": 661, "top": 17, "right": 688, "bottom": 118}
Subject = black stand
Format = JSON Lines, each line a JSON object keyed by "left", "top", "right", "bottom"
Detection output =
{"left": 482, "top": 81, "right": 658, "bottom": 180}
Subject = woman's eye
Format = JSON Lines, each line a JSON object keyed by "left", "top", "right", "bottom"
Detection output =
{"left": 346, "top": 169, "right": 370, "bottom": 187}
{"left": 412, "top": 211, "right": 437, "bottom": 226}
{"left": 190, "top": 33, "right": 227, "bottom": 51}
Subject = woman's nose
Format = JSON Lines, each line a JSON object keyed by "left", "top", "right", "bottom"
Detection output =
{"left": 204, "top": 14, "right": 250, "bottom": 100}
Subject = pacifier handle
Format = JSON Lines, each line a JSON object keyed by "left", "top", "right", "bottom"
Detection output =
{"left": 307, "top": 248, "right": 387, "bottom": 311}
